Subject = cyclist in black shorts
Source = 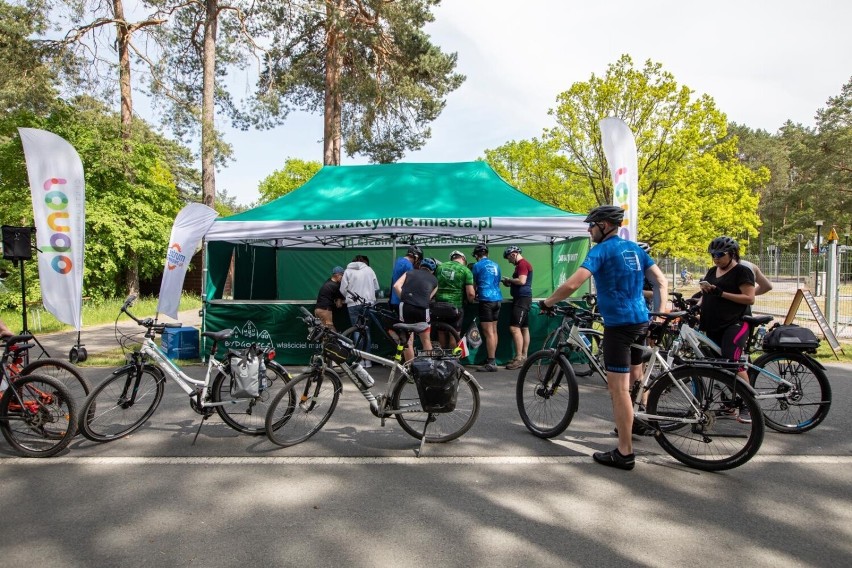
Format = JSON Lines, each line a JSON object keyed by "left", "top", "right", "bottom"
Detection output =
{"left": 502, "top": 245, "right": 533, "bottom": 370}
{"left": 471, "top": 243, "right": 502, "bottom": 372}
{"left": 393, "top": 257, "right": 439, "bottom": 361}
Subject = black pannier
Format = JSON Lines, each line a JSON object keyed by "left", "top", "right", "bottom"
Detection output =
{"left": 762, "top": 324, "right": 820, "bottom": 352}
{"left": 409, "top": 356, "right": 463, "bottom": 413}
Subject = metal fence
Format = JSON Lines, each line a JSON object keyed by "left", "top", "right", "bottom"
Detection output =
{"left": 656, "top": 250, "right": 852, "bottom": 340}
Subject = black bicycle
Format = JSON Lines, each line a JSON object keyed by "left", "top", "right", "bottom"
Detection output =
{"left": 342, "top": 292, "right": 460, "bottom": 358}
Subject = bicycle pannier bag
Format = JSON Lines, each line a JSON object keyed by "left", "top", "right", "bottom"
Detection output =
{"left": 323, "top": 337, "right": 353, "bottom": 365}
{"left": 230, "top": 346, "right": 260, "bottom": 398}
{"left": 430, "top": 301, "right": 460, "bottom": 322}
{"left": 409, "top": 356, "right": 463, "bottom": 413}
{"left": 762, "top": 324, "right": 820, "bottom": 352}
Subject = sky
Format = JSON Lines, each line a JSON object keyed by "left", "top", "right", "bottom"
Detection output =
{"left": 210, "top": 0, "right": 852, "bottom": 206}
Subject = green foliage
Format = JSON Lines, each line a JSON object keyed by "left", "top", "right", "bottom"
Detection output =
{"left": 485, "top": 55, "right": 766, "bottom": 261}
{"left": 257, "top": 158, "right": 322, "bottom": 203}
{"left": 0, "top": 97, "right": 197, "bottom": 302}
{"left": 257, "top": 0, "right": 465, "bottom": 163}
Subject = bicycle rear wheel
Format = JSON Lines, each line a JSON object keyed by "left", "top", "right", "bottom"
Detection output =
{"left": 21, "top": 358, "right": 92, "bottom": 435}
{"left": 212, "top": 360, "right": 291, "bottom": 434}
{"left": 748, "top": 351, "right": 831, "bottom": 433}
{"left": 515, "top": 350, "right": 579, "bottom": 438}
{"left": 0, "top": 374, "right": 77, "bottom": 457}
{"left": 392, "top": 371, "right": 480, "bottom": 442}
{"left": 646, "top": 366, "right": 764, "bottom": 471}
{"left": 79, "top": 365, "right": 164, "bottom": 442}
{"left": 265, "top": 368, "right": 341, "bottom": 447}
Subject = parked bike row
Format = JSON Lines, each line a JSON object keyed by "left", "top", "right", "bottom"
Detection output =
{"left": 0, "top": 292, "right": 832, "bottom": 471}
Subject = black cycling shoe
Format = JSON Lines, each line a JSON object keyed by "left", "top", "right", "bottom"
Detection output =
{"left": 593, "top": 448, "right": 635, "bottom": 471}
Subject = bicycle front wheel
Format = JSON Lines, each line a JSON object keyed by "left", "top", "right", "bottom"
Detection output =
{"left": 265, "top": 368, "right": 341, "bottom": 447}
{"left": 393, "top": 371, "right": 480, "bottom": 442}
{"left": 646, "top": 366, "right": 764, "bottom": 471}
{"left": 748, "top": 351, "right": 831, "bottom": 433}
{"left": 79, "top": 365, "right": 164, "bottom": 442}
{"left": 516, "top": 350, "right": 579, "bottom": 438}
{"left": 212, "top": 360, "right": 291, "bottom": 434}
{"left": 0, "top": 374, "right": 77, "bottom": 458}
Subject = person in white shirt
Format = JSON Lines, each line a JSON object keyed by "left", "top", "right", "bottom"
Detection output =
{"left": 340, "top": 255, "right": 380, "bottom": 366}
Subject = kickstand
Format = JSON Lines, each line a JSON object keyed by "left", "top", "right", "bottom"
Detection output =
{"left": 191, "top": 416, "right": 208, "bottom": 446}
{"left": 415, "top": 413, "right": 433, "bottom": 458}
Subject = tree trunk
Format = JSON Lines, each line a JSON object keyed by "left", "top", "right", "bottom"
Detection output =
{"left": 201, "top": 0, "right": 218, "bottom": 208}
{"left": 113, "top": 0, "right": 132, "bottom": 154}
{"left": 125, "top": 251, "right": 140, "bottom": 296}
{"left": 323, "top": 1, "right": 343, "bottom": 165}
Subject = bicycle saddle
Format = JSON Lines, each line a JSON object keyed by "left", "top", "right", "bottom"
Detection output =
{"left": 202, "top": 330, "right": 233, "bottom": 342}
{"left": 743, "top": 315, "right": 773, "bottom": 327}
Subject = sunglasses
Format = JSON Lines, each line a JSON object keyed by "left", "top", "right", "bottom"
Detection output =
{"left": 710, "top": 251, "right": 728, "bottom": 259}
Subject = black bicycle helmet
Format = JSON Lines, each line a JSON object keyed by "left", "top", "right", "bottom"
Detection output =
{"left": 406, "top": 244, "right": 423, "bottom": 260}
{"left": 707, "top": 236, "right": 739, "bottom": 255}
{"left": 473, "top": 243, "right": 488, "bottom": 257}
{"left": 503, "top": 245, "right": 522, "bottom": 259}
{"left": 584, "top": 205, "right": 625, "bottom": 224}
{"left": 637, "top": 242, "right": 651, "bottom": 253}
{"left": 420, "top": 257, "right": 437, "bottom": 272}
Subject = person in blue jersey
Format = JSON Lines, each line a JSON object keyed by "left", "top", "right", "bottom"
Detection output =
{"left": 540, "top": 205, "right": 668, "bottom": 471}
{"left": 471, "top": 243, "right": 502, "bottom": 372}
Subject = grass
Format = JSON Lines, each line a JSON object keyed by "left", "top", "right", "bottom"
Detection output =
{"left": 0, "top": 293, "right": 203, "bottom": 335}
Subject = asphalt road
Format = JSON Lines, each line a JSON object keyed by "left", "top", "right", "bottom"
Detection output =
{"left": 1, "top": 359, "right": 850, "bottom": 567}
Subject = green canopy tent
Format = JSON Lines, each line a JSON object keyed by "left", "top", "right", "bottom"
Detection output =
{"left": 203, "top": 162, "right": 590, "bottom": 363}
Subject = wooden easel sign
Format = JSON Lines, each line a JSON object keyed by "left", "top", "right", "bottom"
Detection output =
{"left": 785, "top": 288, "right": 843, "bottom": 358}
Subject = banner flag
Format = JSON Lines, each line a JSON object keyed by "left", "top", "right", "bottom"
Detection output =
{"left": 18, "top": 128, "right": 85, "bottom": 330}
{"left": 157, "top": 203, "right": 218, "bottom": 318}
{"left": 599, "top": 117, "right": 639, "bottom": 242}
{"left": 454, "top": 336, "right": 469, "bottom": 359}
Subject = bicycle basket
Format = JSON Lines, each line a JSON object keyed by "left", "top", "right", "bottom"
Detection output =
{"left": 409, "top": 355, "right": 463, "bottom": 413}
{"left": 229, "top": 346, "right": 260, "bottom": 398}
{"left": 762, "top": 324, "right": 820, "bottom": 353}
{"left": 322, "top": 337, "right": 354, "bottom": 365}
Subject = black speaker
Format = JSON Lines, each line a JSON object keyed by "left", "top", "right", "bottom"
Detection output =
{"left": 2, "top": 226, "right": 34, "bottom": 261}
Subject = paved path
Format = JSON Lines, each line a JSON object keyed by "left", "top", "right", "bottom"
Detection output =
{"left": 33, "top": 308, "right": 202, "bottom": 359}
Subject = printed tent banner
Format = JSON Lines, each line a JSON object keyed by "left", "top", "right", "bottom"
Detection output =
{"left": 599, "top": 118, "right": 639, "bottom": 242}
{"left": 18, "top": 128, "right": 85, "bottom": 330}
{"left": 157, "top": 203, "right": 219, "bottom": 319}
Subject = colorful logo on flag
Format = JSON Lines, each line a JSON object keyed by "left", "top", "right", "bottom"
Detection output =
{"left": 166, "top": 243, "right": 187, "bottom": 271}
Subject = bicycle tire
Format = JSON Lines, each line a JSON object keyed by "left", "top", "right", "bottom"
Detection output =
{"left": 0, "top": 374, "right": 77, "bottom": 457}
{"left": 392, "top": 371, "right": 480, "bottom": 442}
{"left": 646, "top": 366, "right": 764, "bottom": 471}
{"left": 212, "top": 360, "right": 291, "bottom": 435}
{"left": 571, "top": 329, "right": 604, "bottom": 378}
{"left": 79, "top": 365, "right": 165, "bottom": 442}
{"left": 429, "top": 321, "right": 462, "bottom": 349}
{"left": 748, "top": 351, "right": 831, "bottom": 433}
{"left": 515, "top": 350, "right": 579, "bottom": 438}
{"left": 265, "top": 368, "right": 341, "bottom": 447}
{"left": 20, "top": 358, "right": 92, "bottom": 404}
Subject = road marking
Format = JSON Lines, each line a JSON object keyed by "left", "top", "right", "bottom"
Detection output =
{"left": 1, "top": 455, "right": 850, "bottom": 466}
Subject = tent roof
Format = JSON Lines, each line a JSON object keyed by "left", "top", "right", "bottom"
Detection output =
{"left": 206, "top": 161, "right": 587, "bottom": 247}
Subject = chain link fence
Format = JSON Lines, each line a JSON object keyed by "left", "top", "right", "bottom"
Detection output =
{"left": 656, "top": 250, "right": 852, "bottom": 340}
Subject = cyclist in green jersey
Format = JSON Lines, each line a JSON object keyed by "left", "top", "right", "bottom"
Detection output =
{"left": 435, "top": 250, "right": 475, "bottom": 348}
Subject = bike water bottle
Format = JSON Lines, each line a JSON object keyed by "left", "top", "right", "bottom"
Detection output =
{"left": 756, "top": 327, "right": 767, "bottom": 348}
{"left": 581, "top": 334, "right": 592, "bottom": 350}
{"left": 258, "top": 359, "right": 267, "bottom": 390}
{"left": 352, "top": 363, "right": 374, "bottom": 388}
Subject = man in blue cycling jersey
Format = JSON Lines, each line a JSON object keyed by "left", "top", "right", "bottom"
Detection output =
{"left": 471, "top": 243, "right": 502, "bottom": 372}
{"left": 540, "top": 205, "right": 667, "bottom": 471}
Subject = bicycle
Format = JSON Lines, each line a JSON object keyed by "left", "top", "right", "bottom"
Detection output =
{"left": 342, "top": 292, "right": 460, "bottom": 358}
{"left": 78, "top": 295, "right": 290, "bottom": 442}
{"left": 0, "top": 336, "right": 77, "bottom": 457}
{"left": 1, "top": 333, "right": 92, "bottom": 413}
{"left": 539, "top": 294, "right": 603, "bottom": 379}
{"left": 517, "top": 304, "right": 764, "bottom": 471}
{"left": 662, "top": 292, "right": 831, "bottom": 434}
{"left": 265, "top": 307, "right": 481, "bottom": 456}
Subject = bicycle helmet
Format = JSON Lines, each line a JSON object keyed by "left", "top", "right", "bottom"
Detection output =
{"left": 450, "top": 250, "right": 466, "bottom": 261}
{"left": 473, "top": 243, "right": 488, "bottom": 257}
{"left": 406, "top": 244, "right": 423, "bottom": 260}
{"left": 503, "top": 245, "right": 522, "bottom": 259}
{"left": 584, "top": 205, "right": 625, "bottom": 224}
{"left": 707, "top": 236, "right": 739, "bottom": 256}
{"left": 420, "top": 257, "right": 437, "bottom": 272}
{"left": 637, "top": 242, "right": 651, "bottom": 253}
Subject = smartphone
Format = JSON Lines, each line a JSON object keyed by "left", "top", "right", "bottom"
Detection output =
{"left": 698, "top": 280, "right": 709, "bottom": 286}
